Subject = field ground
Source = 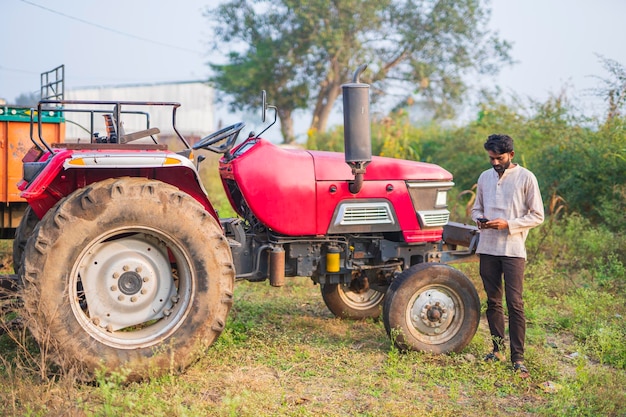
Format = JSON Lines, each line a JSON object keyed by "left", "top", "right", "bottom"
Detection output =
{"left": 0, "top": 238, "right": 625, "bottom": 416}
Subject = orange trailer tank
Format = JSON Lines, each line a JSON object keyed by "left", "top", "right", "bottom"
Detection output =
{"left": 0, "top": 106, "right": 64, "bottom": 237}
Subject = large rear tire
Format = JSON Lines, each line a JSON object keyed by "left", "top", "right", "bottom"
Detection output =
{"left": 20, "top": 177, "right": 235, "bottom": 380}
{"left": 383, "top": 263, "right": 480, "bottom": 353}
{"left": 321, "top": 283, "right": 384, "bottom": 319}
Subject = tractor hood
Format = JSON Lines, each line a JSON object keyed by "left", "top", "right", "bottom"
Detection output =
{"left": 308, "top": 150, "right": 452, "bottom": 182}
{"left": 220, "top": 138, "right": 453, "bottom": 239}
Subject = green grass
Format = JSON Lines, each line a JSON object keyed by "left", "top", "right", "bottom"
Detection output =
{"left": 1, "top": 214, "right": 625, "bottom": 416}
{"left": 1, "top": 274, "right": 625, "bottom": 416}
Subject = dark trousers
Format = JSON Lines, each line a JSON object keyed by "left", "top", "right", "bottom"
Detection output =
{"left": 479, "top": 254, "right": 526, "bottom": 363}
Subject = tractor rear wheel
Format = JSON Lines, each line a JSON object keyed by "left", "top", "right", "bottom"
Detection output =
{"left": 20, "top": 177, "right": 234, "bottom": 381}
{"left": 321, "top": 283, "right": 384, "bottom": 319}
{"left": 383, "top": 263, "right": 480, "bottom": 353}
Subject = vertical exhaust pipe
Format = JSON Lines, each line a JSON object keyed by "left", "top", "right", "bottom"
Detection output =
{"left": 342, "top": 64, "right": 372, "bottom": 194}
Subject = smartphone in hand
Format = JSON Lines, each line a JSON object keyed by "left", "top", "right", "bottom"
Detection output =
{"left": 477, "top": 218, "right": 489, "bottom": 223}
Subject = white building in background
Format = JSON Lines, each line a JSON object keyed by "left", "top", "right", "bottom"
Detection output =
{"left": 65, "top": 81, "right": 215, "bottom": 143}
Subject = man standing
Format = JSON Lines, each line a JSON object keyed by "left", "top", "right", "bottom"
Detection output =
{"left": 471, "top": 134, "right": 544, "bottom": 378}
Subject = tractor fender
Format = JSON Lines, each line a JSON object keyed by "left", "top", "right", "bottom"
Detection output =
{"left": 20, "top": 148, "right": 218, "bottom": 221}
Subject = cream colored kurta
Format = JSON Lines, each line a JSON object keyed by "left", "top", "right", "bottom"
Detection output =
{"left": 471, "top": 164, "right": 544, "bottom": 259}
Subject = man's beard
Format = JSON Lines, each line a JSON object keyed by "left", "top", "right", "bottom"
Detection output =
{"left": 493, "top": 160, "right": 511, "bottom": 173}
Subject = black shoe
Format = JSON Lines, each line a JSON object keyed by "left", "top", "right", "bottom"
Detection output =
{"left": 484, "top": 351, "right": 506, "bottom": 362}
{"left": 513, "top": 361, "right": 530, "bottom": 378}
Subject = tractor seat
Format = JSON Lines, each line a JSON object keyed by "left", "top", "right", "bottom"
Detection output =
{"left": 119, "top": 127, "right": 160, "bottom": 144}
{"left": 102, "top": 112, "right": 160, "bottom": 144}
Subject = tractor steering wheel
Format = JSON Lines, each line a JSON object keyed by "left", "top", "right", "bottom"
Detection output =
{"left": 192, "top": 122, "right": 246, "bottom": 154}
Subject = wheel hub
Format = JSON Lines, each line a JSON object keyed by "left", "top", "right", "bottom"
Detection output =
{"left": 118, "top": 271, "right": 143, "bottom": 295}
{"left": 410, "top": 288, "right": 456, "bottom": 335}
{"left": 78, "top": 234, "right": 178, "bottom": 331}
{"left": 427, "top": 304, "right": 443, "bottom": 321}
{"left": 339, "top": 283, "right": 385, "bottom": 309}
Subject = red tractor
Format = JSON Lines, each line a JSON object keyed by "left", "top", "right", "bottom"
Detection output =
{"left": 14, "top": 68, "right": 480, "bottom": 379}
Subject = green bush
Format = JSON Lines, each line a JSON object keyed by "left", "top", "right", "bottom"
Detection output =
{"left": 306, "top": 126, "right": 344, "bottom": 152}
{"left": 526, "top": 213, "right": 626, "bottom": 292}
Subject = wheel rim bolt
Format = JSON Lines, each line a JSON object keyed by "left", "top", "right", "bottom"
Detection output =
{"left": 123, "top": 265, "right": 129, "bottom": 271}
{"left": 110, "top": 285, "right": 118, "bottom": 292}
{"left": 118, "top": 295, "right": 125, "bottom": 301}
{"left": 135, "top": 266, "right": 143, "bottom": 273}
{"left": 130, "top": 296, "right": 138, "bottom": 302}
{"left": 112, "top": 272, "right": 120, "bottom": 279}
{"left": 143, "top": 276, "right": 150, "bottom": 282}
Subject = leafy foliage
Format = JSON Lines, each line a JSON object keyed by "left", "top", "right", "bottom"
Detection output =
{"left": 590, "top": 54, "right": 626, "bottom": 122}
{"left": 206, "top": 0, "right": 512, "bottom": 142}
{"left": 205, "top": 0, "right": 311, "bottom": 143}
{"left": 312, "top": 90, "right": 626, "bottom": 234}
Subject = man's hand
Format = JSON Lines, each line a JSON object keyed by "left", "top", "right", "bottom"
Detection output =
{"left": 480, "top": 218, "right": 508, "bottom": 230}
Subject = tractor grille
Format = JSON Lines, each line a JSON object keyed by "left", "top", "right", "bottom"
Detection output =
{"left": 327, "top": 200, "right": 400, "bottom": 233}
{"left": 417, "top": 210, "right": 450, "bottom": 227}
{"left": 339, "top": 203, "right": 394, "bottom": 225}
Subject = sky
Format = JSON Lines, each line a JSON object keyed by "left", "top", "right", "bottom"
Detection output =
{"left": 1, "top": 0, "right": 626, "bottom": 137}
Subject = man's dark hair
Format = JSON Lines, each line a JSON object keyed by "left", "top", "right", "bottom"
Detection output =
{"left": 484, "top": 134, "right": 514, "bottom": 154}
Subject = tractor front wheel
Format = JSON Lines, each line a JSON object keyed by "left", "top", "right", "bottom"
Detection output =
{"left": 383, "top": 263, "right": 480, "bottom": 353}
{"left": 321, "top": 283, "right": 384, "bottom": 320}
{"left": 20, "top": 178, "right": 234, "bottom": 380}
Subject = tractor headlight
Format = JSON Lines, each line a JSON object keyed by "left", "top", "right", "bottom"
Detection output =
{"left": 435, "top": 189, "right": 448, "bottom": 208}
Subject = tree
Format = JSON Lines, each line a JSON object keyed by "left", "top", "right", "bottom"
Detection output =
{"left": 206, "top": 0, "right": 311, "bottom": 142}
{"left": 206, "top": 0, "right": 512, "bottom": 143}
{"left": 14, "top": 92, "right": 39, "bottom": 107}
{"left": 590, "top": 54, "right": 626, "bottom": 122}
